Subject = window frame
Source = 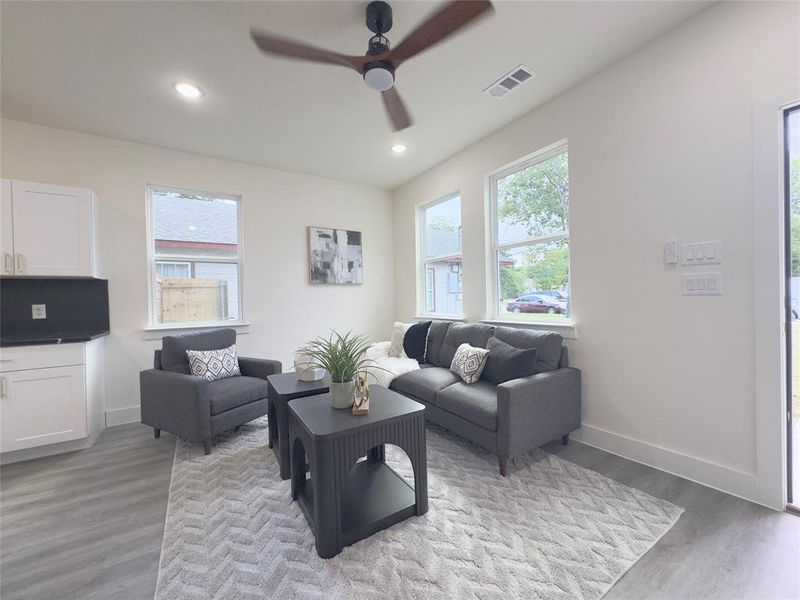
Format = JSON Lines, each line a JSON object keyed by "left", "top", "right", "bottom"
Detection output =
{"left": 416, "top": 191, "right": 463, "bottom": 318}
{"left": 488, "top": 140, "right": 571, "bottom": 323}
{"left": 146, "top": 184, "right": 246, "bottom": 330}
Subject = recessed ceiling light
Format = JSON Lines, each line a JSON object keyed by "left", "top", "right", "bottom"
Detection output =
{"left": 173, "top": 82, "right": 204, "bottom": 100}
{"left": 392, "top": 144, "right": 407, "bottom": 154}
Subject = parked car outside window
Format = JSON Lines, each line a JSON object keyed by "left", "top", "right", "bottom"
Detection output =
{"left": 506, "top": 295, "right": 564, "bottom": 314}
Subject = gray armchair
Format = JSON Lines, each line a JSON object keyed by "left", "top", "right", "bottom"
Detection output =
{"left": 140, "top": 328, "right": 281, "bottom": 455}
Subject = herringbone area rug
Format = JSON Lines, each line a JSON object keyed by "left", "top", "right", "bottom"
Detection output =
{"left": 154, "top": 417, "right": 682, "bottom": 600}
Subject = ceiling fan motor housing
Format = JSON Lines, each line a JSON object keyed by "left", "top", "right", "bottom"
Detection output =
{"left": 363, "top": 23, "right": 394, "bottom": 91}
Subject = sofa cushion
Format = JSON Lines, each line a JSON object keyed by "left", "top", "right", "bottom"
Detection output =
{"left": 435, "top": 381, "right": 498, "bottom": 432}
{"left": 482, "top": 337, "right": 538, "bottom": 384}
{"left": 208, "top": 375, "right": 269, "bottom": 416}
{"left": 161, "top": 328, "right": 237, "bottom": 374}
{"left": 425, "top": 321, "right": 451, "bottom": 366}
{"left": 403, "top": 321, "right": 431, "bottom": 362}
{"left": 389, "top": 367, "right": 460, "bottom": 404}
{"left": 492, "top": 326, "right": 563, "bottom": 373}
{"left": 437, "top": 322, "right": 495, "bottom": 368}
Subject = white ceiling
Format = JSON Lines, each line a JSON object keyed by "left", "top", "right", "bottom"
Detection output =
{"left": 1, "top": 1, "right": 712, "bottom": 189}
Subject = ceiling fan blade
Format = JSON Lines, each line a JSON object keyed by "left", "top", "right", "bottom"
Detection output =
{"left": 250, "top": 28, "right": 368, "bottom": 71}
{"left": 382, "top": 87, "right": 413, "bottom": 131}
{"left": 388, "top": 1, "right": 494, "bottom": 67}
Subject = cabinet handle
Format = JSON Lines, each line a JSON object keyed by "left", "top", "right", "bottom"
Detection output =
{"left": 15, "top": 253, "right": 24, "bottom": 274}
{"left": 0, "top": 358, "right": 12, "bottom": 362}
{"left": 1, "top": 377, "right": 6, "bottom": 399}
{"left": 2, "top": 252, "right": 11, "bottom": 274}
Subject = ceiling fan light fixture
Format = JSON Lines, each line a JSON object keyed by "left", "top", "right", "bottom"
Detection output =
{"left": 364, "top": 65, "right": 395, "bottom": 92}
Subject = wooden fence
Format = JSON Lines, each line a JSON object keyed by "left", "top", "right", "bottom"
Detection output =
{"left": 158, "top": 279, "right": 227, "bottom": 323}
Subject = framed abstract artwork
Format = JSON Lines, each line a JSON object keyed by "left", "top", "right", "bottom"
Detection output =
{"left": 308, "top": 226, "right": 363, "bottom": 285}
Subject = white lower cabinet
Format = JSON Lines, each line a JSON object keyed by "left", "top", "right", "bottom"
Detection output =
{"left": 1, "top": 365, "right": 86, "bottom": 451}
{"left": 0, "top": 340, "right": 105, "bottom": 459}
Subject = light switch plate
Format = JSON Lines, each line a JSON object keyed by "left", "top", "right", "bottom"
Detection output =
{"left": 31, "top": 304, "right": 47, "bottom": 319}
{"left": 681, "top": 241, "right": 722, "bottom": 266}
{"left": 682, "top": 272, "right": 722, "bottom": 296}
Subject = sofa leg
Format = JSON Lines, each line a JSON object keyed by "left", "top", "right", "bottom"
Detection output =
{"left": 203, "top": 439, "right": 211, "bottom": 455}
{"left": 562, "top": 433, "right": 569, "bottom": 445}
{"left": 234, "top": 425, "right": 241, "bottom": 433}
{"left": 498, "top": 455, "right": 508, "bottom": 477}
{"left": 153, "top": 427, "right": 160, "bottom": 439}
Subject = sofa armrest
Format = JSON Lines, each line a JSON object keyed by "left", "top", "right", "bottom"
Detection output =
{"left": 139, "top": 369, "right": 211, "bottom": 442}
{"left": 238, "top": 357, "right": 282, "bottom": 380}
{"left": 496, "top": 367, "right": 581, "bottom": 457}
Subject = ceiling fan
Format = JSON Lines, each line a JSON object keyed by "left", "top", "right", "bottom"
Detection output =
{"left": 250, "top": 1, "right": 494, "bottom": 132}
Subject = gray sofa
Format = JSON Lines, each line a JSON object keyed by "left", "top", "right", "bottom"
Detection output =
{"left": 140, "top": 328, "right": 282, "bottom": 454}
{"left": 389, "top": 321, "right": 581, "bottom": 476}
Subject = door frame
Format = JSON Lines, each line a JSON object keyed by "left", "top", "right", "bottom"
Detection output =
{"left": 753, "top": 82, "right": 800, "bottom": 511}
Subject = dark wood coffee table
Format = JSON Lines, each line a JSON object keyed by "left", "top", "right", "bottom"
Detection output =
{"left": 288, "top": 386, "right": 427, "bottom": 558}
{"left": 266, "top": 373, "right": 330, "bottom": 479}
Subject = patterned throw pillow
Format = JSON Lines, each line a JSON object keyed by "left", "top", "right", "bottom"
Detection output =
{"left": 186, "top": 344, "right": 241, "bottom": 381}
{"left": 450, "top": 343, "right": 489, "bottom": 384}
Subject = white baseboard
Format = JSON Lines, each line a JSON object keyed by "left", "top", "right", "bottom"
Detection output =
{"left": 573, "top": 424, "right": 781, "bottom": 511}
{"left": 106, "top": 405, "right": 141, "bottom": 426}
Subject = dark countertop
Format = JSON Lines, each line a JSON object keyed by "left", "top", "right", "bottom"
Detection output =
{"left": 0, "top": 330, "right": 110, "bottom": 347}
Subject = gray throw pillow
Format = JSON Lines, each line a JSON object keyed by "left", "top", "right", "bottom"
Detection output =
{"left": 186, "top": 344, "right": 241, "bottom": 381}
{"left": 482, "top": 337, "right": 538, "bottom": 384}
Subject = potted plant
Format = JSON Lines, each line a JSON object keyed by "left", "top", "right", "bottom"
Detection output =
{"left": 300, "top": 331, "right": 383, "bottom": 409}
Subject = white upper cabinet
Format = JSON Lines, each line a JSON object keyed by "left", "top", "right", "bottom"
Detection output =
{"left": 1, "top": 179, "right": 13, "bottom": 275}
{"left": 0, "top": 179, "right": 97, "bottom": 277}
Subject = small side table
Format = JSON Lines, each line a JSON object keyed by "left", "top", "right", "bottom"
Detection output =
{"left": 288, "top": 387, "right": 427, "bottom": 558}
{"left": 266, "top": 373, "right": 329, "bottom": 479}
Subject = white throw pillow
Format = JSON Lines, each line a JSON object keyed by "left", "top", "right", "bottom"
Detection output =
{"left": 186, "top": 344, "right": 241, "bottom": 381}
{"left": 450, "top": 343, "right": 489, "bottom": 384}
{"left": 389, "top": 322, "right": 413, "bottom": 358}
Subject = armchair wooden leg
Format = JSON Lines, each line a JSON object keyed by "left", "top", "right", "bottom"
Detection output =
{"left": 562, "top": 434, "right": 569, "bottom": 445}
{"left": 153, "top": 427, "right": 160, "bottom": 439}
{"left": 203, "top": 439, "right": 211, "bottom": 455}
{"left": 498, "top": 455, "right": 508, "bottom": 477}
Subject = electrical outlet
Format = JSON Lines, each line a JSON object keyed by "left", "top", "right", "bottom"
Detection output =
{"left": 31, "top": 304, "right": 47, "bottom": 319}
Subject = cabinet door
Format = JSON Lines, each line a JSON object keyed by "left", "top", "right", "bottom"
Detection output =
{"left": 11, "top": 180, "right": 94, "bottom": 276}
{"left": 1, "top": 179, "right": 13, "bottom": 275}
{"left": 0, "top": 365, "right": 87, "bottom": 452}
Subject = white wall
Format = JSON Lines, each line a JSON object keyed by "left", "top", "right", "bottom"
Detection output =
{"left": 392, "top": 1, "right": 798, "bottom": 508}
{"left": 1, "top": 119, "right": 395, "bottom": 424}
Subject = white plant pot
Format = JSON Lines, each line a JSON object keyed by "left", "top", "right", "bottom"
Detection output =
{"left": 330, "top": 380, "right": 355, "bottom": 409}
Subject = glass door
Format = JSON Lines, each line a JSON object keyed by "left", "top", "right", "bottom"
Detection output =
{"left": 785, "top": 106, "right": 800, "bottom": 508}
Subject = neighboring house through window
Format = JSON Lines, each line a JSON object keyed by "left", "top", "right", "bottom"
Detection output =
{"left": 147, "top": 186, "right": 243, "bottom": 326}
{"left": 490, "top": 141, "right": 571, "bottom": 322}
{"left": 418, "top": 193, "right": 462, "bottom": 316}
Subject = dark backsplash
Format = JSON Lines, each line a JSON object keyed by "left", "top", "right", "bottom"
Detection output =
{"left": 0, "top": 278, "right": 109, "bottom": 339}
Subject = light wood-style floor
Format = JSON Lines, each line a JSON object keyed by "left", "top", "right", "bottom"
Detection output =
{"left": 1, "top": 423, "right": 799, "bottom": 600}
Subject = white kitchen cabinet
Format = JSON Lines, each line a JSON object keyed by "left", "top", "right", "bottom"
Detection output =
{"left": 1, "top": 179, "right": 13, "bottom": 275}
{"left": 0, "top": 340, "right": 105, "bottom": 459}
{"left": 0, "top": 365, "right": 86, "bottom": 451}
{"left": 0, "top": 179, "right": 97, "bottom": 277}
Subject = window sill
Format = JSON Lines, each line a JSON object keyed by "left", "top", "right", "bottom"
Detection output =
{"left": 413, "top": 314, "right": 465, "bottom": 322}
{"left": 480, "top": 319, "right": 577, "bottom": 340}
{"left": 143, "top": 321, "right": 251, "bottom": 340}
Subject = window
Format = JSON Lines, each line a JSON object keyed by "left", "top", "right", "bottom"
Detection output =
{"left": 147, "top": 186, "right": 243, "bottom": 326}
{"left": 490, "top": 142, "right": 570, "bottom": 322}
{"left": 418, "top": 193, "right": 462, "bottom": 316}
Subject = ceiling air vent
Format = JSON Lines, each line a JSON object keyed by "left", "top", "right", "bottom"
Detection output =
{"left": 483, "top": 65, "right": 535, "bottom": 98}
